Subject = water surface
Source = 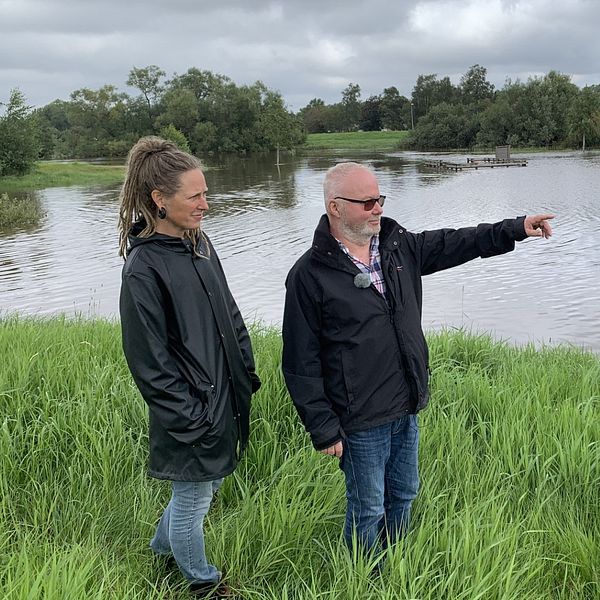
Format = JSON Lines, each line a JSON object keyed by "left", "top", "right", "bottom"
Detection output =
{"left": 1, "top": 151, "right": 599, "bottom": 351}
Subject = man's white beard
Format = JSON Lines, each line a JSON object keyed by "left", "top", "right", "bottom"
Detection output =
{"left": 339, "top": 219, "right": 380, "bottom": 246}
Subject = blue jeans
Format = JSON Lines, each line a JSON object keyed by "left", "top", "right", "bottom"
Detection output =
{"left": 150, "top": 478, "right": 223, "bottom": 584}
{"left": 340, "top": 414, "right": 419, "bottom": 553}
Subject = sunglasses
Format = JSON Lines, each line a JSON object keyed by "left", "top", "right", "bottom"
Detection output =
{"left": 334, "top": 195, "right": 386, "bottom": 211}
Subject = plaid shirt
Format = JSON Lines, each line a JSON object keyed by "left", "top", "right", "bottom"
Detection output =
{"left": 337, "top": 235, "right": 387, "bottom": 296}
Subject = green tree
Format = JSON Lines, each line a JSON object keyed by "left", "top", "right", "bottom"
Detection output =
{"left": 207, "top": 81, "right": 263, "bottom": 153}
{"left": 259, "top": 91, "right": 304, "bottom": 164}
{"left": 460, "top": 64, "right": 495, "bottom": 111}
{"left": 411, "top": 74, "right": 459, "bottom": 122}
{"left": 35, "top": 100, "right": 73, "bottom": 159}
{"left": 127, "top": 65, "right": 165, "bottom": 129}
{"left": 477, "top": 73, "right": 578, "bottom": 148}
{"left": 410, "top": 103, "right": 478, "bottom": 150}
{"left": 161, "top": 71, "right": 263, "bottom": 153}
{"left": 434, "top": 76, "right": 460, "bottom": 105}
{"left": 168, "top": 68, "right": 231, "bottom": 103}
{"left": 159, "top": 71, "right": 306, "bottom": 154}
{"left": 191, "top": 122, "right": 218, "bottom": 154}
{"left": 567, "top": 86, "right": 600, "bottom": 150}
{"left": 535, "top": 71, "right": 579, "bottom": 145}
{"left": 159, "top": 124, "right": 191, "bottom": 153}
{"left": 66, "top": 85, "right": 129, "bottom": 156}
{"left": 341, "top": 83, "right": 361, "bottom": 131}
{"left": 299, "top": 98, "right": 329, "bottom": 133}
{"left": 0, "top": 88, "right": 40, "bottom": 176}
{"left": 359, "top": 95, "right": 382, "bottom": 131}
{"left": 476, "top": 94, "right": 515, "bottom": 147}
{"left": 323, "top": 103, "right": 346, "bottom": 133}
{"left": 155, "top": 88, "right": 199, "bottom": 138}
{"left": 412, "top": 74, "right": 437, "bottom": 119}
{"left": 380, "top": 87, "right": 410, "bottom": 130}
{"left": 32, "top": 110, "right": 57, "bottom": 159}
{"left": 163, "top": 68, "right": 241, "bottom": 153}
{"left": 39, "top": 99, "right": 70, "bottom": 131}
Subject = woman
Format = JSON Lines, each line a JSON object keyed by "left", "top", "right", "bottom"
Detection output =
{"left": 118, "top": 137, "right": 260, "bottom": 597}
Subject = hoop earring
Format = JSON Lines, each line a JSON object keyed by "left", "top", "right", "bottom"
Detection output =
{"left": 157, "top": 206, "right": 167, "bottom": 219}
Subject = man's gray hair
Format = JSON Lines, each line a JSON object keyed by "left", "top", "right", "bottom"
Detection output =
{"left": 323, "top": 162, "right": 373, "bottom": 209}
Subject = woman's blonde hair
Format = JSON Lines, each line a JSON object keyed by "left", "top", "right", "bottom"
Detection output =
{"left": 118, "top": 136, "right": 203, "bottom": 258}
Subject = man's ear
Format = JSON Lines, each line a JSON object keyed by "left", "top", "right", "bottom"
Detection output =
{"left": 328, "top": 199, "right": 341, "bottom": 218}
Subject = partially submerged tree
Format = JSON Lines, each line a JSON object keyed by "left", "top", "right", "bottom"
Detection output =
{"left": 567, "top": 86, "right": 600, "bottom": 151}
{"left": 260, "top": 90, "right": 304, "bottom": 165}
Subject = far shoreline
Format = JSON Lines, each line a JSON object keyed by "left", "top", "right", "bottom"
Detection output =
{"left": 0, "top": 133, "right": 594, "bottom": 192}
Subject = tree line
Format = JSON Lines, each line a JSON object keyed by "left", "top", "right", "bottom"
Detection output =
{"left": 299, "top": 65, "right": 600, "bottom": 151}
{"left": 0, "top": 65, "right": 305, "bottom": 176}
{"left": 1, "top": 63, "right": 600, "bottom": 177}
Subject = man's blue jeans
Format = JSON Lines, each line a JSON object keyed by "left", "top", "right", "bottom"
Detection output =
{"left": 340, "top": 414, "right": 420, "bottom": 553}
{"left": 150, "top": 478, "right": 223, "bottom": 585}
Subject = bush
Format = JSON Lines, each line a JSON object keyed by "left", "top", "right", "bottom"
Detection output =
{"left": 159, "top": 124, "right": 191, "bottom": 153}
{"left": 409, "top": 103, "right": 479, "bottom": 150}
{"left": 105, "top": 137, "right": 137, "bottom": 158}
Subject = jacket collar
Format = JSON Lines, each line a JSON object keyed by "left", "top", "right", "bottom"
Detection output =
{"left": 127, "top": 219, "right": 204, "bottom": 255}
{"left": 310, "top": 214, "right": 405, "bottom": 267}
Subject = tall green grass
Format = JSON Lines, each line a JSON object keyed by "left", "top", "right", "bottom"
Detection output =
{"left": 0, "top": 193, "right": 45, "bottom": 231}
{"left": 1, "top": 318, "right": 598, "bottom": 599}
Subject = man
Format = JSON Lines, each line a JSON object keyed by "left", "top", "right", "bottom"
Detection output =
{"left": 281, "top": 161, "right": 553, "bottom": 555}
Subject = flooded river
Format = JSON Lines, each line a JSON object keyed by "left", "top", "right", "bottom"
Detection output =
{"left": 1, "top": 150, "right": 599, "bottom": 351}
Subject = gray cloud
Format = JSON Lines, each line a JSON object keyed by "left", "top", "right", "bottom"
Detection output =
{"left": 1, "top": 0, "right": 599, "bottom": 110}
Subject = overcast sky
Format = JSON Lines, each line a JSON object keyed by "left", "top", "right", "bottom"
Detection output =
{"left": 1, "top": 0, "right": 599, "bottom": 111}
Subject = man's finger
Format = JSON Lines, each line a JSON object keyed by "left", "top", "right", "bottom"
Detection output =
{"left": 334, "top": 441, "right": 343, "bottom": 458}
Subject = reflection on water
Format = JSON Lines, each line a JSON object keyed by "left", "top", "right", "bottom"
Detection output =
{"left": 1, "top": 151, "right": 599, "bottom": 351}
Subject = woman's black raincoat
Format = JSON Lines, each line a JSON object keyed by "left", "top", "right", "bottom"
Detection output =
{"left": 120, "top": 226, "right": 260, "bottom": 481}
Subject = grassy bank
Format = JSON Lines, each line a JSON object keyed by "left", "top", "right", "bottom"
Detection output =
{"left": 305, "top": 131, "right": 410, "bottom": 151}
{"left": 1, "top": 318, "right": 598, "bottom": 599}
{"left": 0, "top": 161, "right": 125, "bottom": 191}
{"left": 302, "top": 131, "right": 582, "bottom": 154}
{"left": 0, "top": 193, "right": 44, "bottom": 231}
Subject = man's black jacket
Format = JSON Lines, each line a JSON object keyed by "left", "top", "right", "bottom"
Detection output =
{"left": 120, "top": 227, "right": 260, "bottom": 481}
{"left": 282, "top": 214, "right": 527, "bottom": 451}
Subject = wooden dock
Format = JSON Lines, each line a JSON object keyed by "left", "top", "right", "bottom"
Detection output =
{"left": 424, "top": 157, "right": 528, "bottom": 171}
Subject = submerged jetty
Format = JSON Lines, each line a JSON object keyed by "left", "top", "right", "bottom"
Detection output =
{"left": 424, "top": 145, "right": 528, "bottom": 171}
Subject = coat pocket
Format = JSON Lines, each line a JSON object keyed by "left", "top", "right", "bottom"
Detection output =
{"left": 191, "top": 378, "right": 216, "bottom": 426}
